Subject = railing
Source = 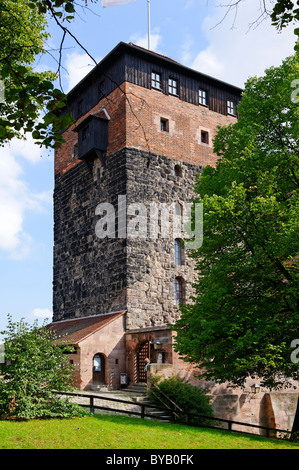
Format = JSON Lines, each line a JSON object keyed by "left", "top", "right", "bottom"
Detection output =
{"left": 52, "top": 390, "right": 293, "bottom": 440}
{"left": 149, "top": 382, "right": 182, "bottom": 421}
{"left": 53, "top": 390, "right": 171, "bottom": 421}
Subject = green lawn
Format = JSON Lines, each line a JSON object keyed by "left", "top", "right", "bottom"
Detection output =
{"left": 0, "top": 414, "right": 298, "bottom": 449}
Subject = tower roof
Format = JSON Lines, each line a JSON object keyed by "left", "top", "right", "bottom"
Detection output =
{"left": 67, "top": 41, "right": 243, "bottom": 100}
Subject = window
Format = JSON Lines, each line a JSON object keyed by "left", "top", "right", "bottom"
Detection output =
{"left": 160, "top": 118, "right": 169, "bottom": 132}
{"left": 72, "top": 142, "right": 78, "bottom": 160}
{"left": 152, "top": 71, "right": 162, "bottom": 90}
{"left": 201, "top": 130, "right": 209, "bottom": 144}
{"left": 174, "top": 164, "right": 182, "bottom": 178}
{"left": 227, "top": 100, "right": 236, "bottom": 115}
{"left": 199, "top": 89, "right": 207, "bottom": 106}
{"left": 168, "top": 78, "right": 178, "bottom": 95}
{"left": 173, "top": 202, "right": 183, "bottom": 239}
{"left": 174, "top": 238, "right": 184, "bottom": 265}
{"left": 174, "top": 277, "right": 185, "bottom": 304}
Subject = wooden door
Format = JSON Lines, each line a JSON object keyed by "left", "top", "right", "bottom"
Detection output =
{"left": 136, "top": 341, "right": 150, "bottom": 383}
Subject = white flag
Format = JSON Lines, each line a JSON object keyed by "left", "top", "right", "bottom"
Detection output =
{"left": 102, "top": 0, "right": 136, "bottom": 7}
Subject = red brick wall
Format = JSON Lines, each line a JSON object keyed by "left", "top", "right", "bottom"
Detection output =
{"left": 55, "top": 81, "right": 237, "bottom": 175}
{"left": 124, "top": 81, "right": 237, "bottom": 167}
{"left": 55, "top": 85, "right": 126, "bottom": 175}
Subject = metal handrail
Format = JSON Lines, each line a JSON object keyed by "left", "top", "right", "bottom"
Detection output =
{"left": 149, "top": 383, "right": 183, "bottom": 421}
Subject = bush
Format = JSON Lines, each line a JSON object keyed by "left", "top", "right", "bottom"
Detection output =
{"left": 0, "top": 315, "right": 85, "bottom": 420}
{"left": 148, "top": 375, "right": 214, "bottom": 426}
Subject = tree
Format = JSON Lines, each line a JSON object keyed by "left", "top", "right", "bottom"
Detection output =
{"left": 148, "top": 375, "right": 214, "bottom": 425}
{"left": 0, "top": 0, "right": 74, "bottom": 149}
{"left": 1, "top": 1, "right": 298, "bottom": 149}
{"left": 0, "top": 315, "right": 83, "bottom": 419}
{"left": 173, "top": 53, "right": 299, "bottom": 390}
{"left": 218, "top": 0, "right": 299, "bottom": 52}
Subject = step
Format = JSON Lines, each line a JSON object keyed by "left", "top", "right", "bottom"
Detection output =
{"left": 126, "top": 384, "right": 147, "bottom": 393}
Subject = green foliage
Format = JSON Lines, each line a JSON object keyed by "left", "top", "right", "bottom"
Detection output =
{"left": 0, "top": 0, "right": 74, "bottom": 148}
{"left": 0, "top": 315, "right": 84, "bottom": 419}
{"left": 148, "top": 375, "right": 214, "bottom": 425}
{"left": 271, "top": 0, "right": 299, "bottom": 32}
{"left": 174, "top": 54, "right": 299, "bottom": 390}
{"left": 0, "top": 415, "right": 297, "bottom": 449}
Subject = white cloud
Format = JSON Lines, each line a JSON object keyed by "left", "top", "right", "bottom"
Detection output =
{"left": 130, "top": 28, "right": 162, "bottom": 52}
{"left": 64, "top": 51, "right": 100, "bottom": 92}
{"left": 0, "top": 144, "right": 51, "bottom": 259}
{"left": 30, "top": 308, "right": 52, "bottom": 320}
{"left": 190, "top": 0, "right": 296, "bottom": 88}
{"left": 7, "top": 134, "right": 44, "bottom": 164}
{"left": 179, "top": 34, "right": 194, "bottom": 64}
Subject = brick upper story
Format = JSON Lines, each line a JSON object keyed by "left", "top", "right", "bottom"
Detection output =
{"left": 55, "top": 42, "right": 242, "bottom": 175}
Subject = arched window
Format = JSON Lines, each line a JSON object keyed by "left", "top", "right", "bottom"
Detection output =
{"left": 174, "top": 277, "right": 185, "bottom": 305}
{"left": 173, "top": 202, "right": 183, "bottom": 238}
{"left": 174, "top": 238, "right": 184, "bottom": 265}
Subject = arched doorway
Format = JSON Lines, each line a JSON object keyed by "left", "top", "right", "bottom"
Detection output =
{"left": 93, "top": 353, "right": 106, "bottom": 385}
{"left": 136, "top": 341, "right": 150, "bottom": 383}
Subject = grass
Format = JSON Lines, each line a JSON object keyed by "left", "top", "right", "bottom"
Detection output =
{"left": 0, "top": 413, "right": 299, "bottom": 449}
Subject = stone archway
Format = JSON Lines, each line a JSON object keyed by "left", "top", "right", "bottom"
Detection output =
{"left": 92, "top": 353, "right": 106, "bottom": 385}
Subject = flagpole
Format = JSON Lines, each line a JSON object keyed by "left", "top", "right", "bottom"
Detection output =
{"left": 147, "top": 0, "right": 151, "bottom": 50}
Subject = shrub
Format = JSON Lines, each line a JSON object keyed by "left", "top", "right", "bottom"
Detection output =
{"left": 0, "top": 315, "right": 85, "bottom": 420}
{"left": 148, "top": 375, "right": 214, "bottom": 426}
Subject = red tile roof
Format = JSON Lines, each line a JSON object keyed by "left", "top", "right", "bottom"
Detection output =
{"left": 46, "top": 311, "right": 126, "bottom": 345}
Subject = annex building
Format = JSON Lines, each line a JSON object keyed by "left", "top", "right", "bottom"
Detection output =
{"left": 47, "top": 42, "right": 298, "bottom": 433}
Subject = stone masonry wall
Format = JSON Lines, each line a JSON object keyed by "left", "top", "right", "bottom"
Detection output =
{"left": 53, "top": 146, "right": 199, "bottom": 327}
{"left": 125, "top": 148, "right": 199, "bottom": 330}
{"left": 53, "top": 151, "right": 127, "bottom": 321}
{"left": 53, "top": 76, "right": 236, "bottom": 324}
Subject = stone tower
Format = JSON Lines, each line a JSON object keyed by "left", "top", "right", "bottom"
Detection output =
{"left": 52, "top": 42, "right": 242, "bottom": 388}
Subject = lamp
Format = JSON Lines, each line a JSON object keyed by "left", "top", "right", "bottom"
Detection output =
{"left": 250, "top": 383, "right": 260, "bottom": 394}
{"left": 153, "top": 340, "right": 162, "bottom": 350}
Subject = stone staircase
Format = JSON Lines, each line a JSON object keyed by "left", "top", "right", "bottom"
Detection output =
{"left": 125, "top": 382, "right": 148, "bottom": 395}
{"left": 84, "top": 383, "right": 173, "bottom": 422}
{"left": 134, "top": 396, "right": 173, "bottom": 422}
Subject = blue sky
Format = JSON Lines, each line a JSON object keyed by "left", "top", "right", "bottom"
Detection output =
{"left": 0, "top": 0, "right": 296, "bottom": 338}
